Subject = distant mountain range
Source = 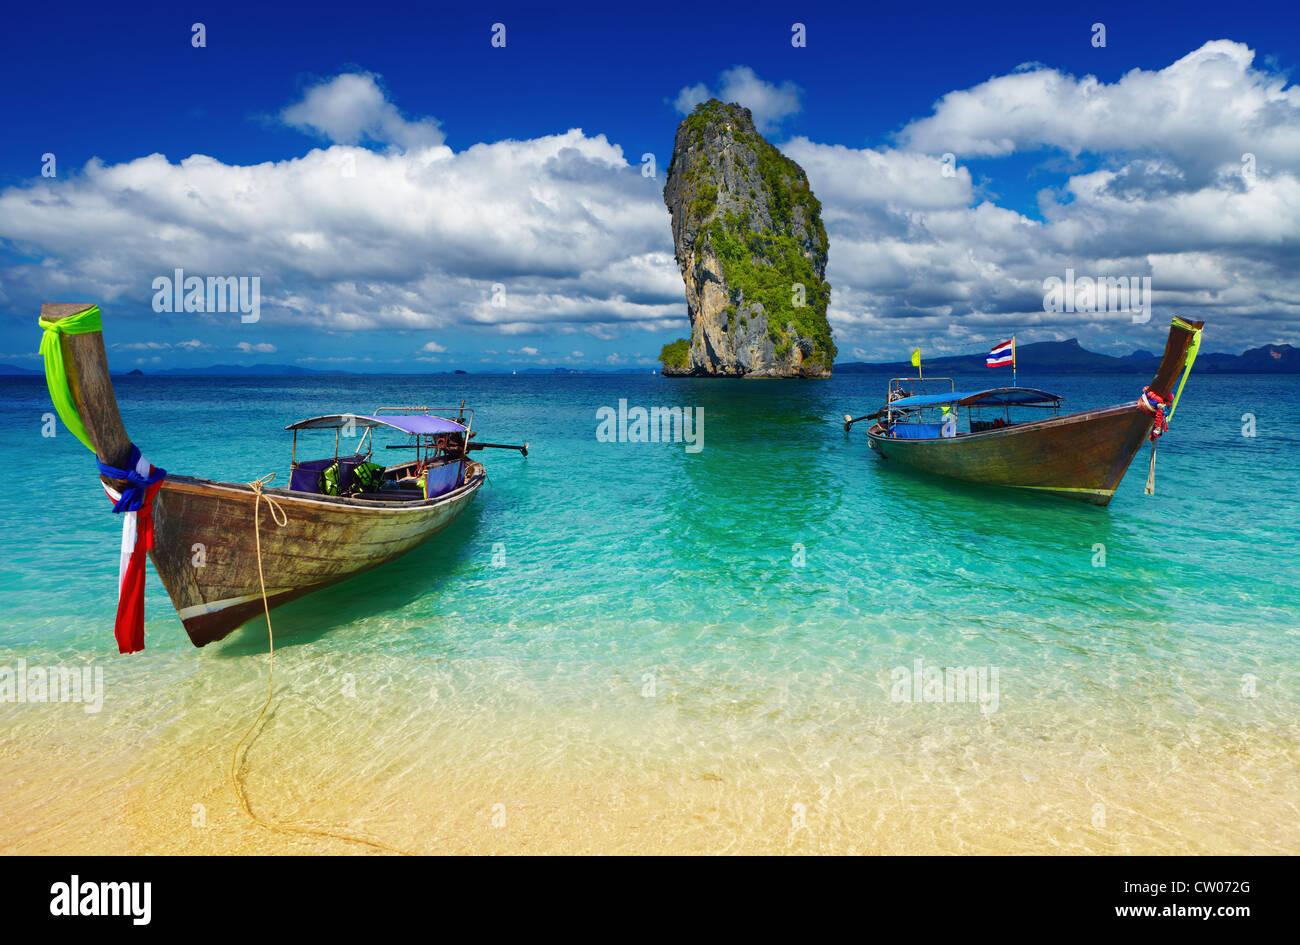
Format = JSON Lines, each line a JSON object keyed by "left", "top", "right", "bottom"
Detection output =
{"left": 150, "top": 363, "right": 339, "bottom": 376}
{"left": 3, "top": 337, "right": 1296, "bottom": 376}
{"left": 836, "top": 338, "right": 1300, "bottom": 374}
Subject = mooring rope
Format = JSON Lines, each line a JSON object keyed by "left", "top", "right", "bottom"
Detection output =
{"left": 228, "top": 472, "right": 413, "bottom": 856}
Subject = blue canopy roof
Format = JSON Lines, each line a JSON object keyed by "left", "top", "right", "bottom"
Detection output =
{"left": 888, "top": 387, "right": 1061, "bottom": 409}
{"left": 285, "top": 413, "right": 467, "bottom": 435}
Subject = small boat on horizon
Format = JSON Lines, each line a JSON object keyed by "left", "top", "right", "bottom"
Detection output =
{"left": 38, "top": 303, "right": 527, "bottom": 650}
{"left": 844, "top": 316, "right": 1205, "bottom": 506}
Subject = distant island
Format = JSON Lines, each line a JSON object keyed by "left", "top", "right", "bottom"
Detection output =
{"left": 836, "top": 337, "right": 1300, "bottom": 374}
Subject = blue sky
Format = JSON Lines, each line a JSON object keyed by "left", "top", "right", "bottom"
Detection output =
{"left": 2, "top": 0, "right": 1298, "bottom": 370}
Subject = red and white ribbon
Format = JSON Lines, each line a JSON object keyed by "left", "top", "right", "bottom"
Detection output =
{"left": 102, "top": 452, "right": 165, "bottom": 654}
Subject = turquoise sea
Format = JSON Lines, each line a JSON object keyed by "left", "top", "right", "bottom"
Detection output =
{"left": 1, "top": 370, "right": 1297, "bottom": 853}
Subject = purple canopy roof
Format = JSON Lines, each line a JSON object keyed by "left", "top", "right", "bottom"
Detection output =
{"left": 367, "top": 414, "right": 467, "bottom": 435}
{"left": 887, "top": 387, "right": 1062, "bottom": 409}
{"left": 285, "top": 414, "right": 467, "bottom": 435}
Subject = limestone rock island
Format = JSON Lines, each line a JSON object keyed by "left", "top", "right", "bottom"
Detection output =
{"left": 660, "top": 100, "right": 834, "bottom": 377}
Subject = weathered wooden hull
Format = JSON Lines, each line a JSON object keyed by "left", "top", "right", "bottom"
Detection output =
{"left": 867, "top": 404, "right": 1153, "bottom": 505}
{"left": 147, "top": 462, "right": 484, "bottom": 646}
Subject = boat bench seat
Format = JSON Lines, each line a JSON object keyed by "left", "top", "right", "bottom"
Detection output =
{"left": 289, "top": 454, "right": 368, "bottom": 494}
{"left": 889, "top": 422, "right": 944, "bottom": 439}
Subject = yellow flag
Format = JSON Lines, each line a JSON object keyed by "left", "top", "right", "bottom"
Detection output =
{"left": 911, "top": 348, "right": 921, "bottom": 368}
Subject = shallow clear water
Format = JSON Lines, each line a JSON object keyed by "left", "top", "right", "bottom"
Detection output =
{"left": 1, "top": 371, "right": 1297, "bottom": 853}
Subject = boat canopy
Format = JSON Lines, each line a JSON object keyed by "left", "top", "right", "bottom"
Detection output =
{"left": 888, "top": 387, "right": 1062, "bottom": 409}
{"left": 285, "top": 414, "right": 468, "bottom": 435}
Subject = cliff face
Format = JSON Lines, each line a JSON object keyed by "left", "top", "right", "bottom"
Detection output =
{"left": 661, "top": 100, "right": 834, "bottom": 377}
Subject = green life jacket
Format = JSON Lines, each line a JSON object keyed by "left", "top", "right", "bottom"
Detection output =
{"left": 318, "top": 460, "right": 386, "bottom": 495}
{"left": 352, "top": 462, "right": 386, "bottom": 493}
{"left": 318, "top": 461, "right": 342, "bottom": 496}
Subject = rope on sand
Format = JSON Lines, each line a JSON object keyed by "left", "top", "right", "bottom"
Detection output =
{"left": 228, "top": 473, "right": 413, "bottom": 856}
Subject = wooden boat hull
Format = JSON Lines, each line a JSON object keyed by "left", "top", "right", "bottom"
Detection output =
{"left": 861, "top": 316, "right": 1205, "bottom": 506}
{"left": 867, "top": 404, "right": 1152, "bottom": 505}
{"left": 147, "top": 463, "right": 485, "bottom": 646}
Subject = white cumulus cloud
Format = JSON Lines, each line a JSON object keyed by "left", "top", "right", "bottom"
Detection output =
{"left": 281, "top": 72, "right": 444, "bottom": 151}
{"left": 0, "top": 123, "right": 676, "bottom": 338}
{"left": 673, "top": 66, "right": 803, "bottom": 133}
{"left": 899, "top": 40, "right": 1300, "bottom": 186}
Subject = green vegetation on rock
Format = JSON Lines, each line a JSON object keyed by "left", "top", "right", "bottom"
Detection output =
{"left": 658, "top": 338, "right": 690, "bottom": 370}
{"left": 705, "top": 211, "right": 835, "bottom": 366}
{"left": 689, "top": 182, "right": 717, "bottom": 220}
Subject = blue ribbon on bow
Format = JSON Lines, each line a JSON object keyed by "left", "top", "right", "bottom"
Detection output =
{"left": 96, "top": 444, "right": 167, "bottom": 513}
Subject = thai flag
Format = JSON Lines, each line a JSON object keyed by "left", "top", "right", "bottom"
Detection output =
{"left": 986, "top": 339, "right": 1014, "bottom": 367}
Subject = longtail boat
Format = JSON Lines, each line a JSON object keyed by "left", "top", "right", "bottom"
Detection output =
{"left": 38, "top": 303, "right": 526, "bottom": 650}
{"left": 844, "top": 316, "right": 1205, "bottom": 505}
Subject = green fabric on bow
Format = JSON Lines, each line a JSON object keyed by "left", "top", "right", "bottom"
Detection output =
{"left": 1167, "top": 316, "right": 1203, "bottom": 421}
{"left": 38, "top": 305, "right": 102, "bottom": 452}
